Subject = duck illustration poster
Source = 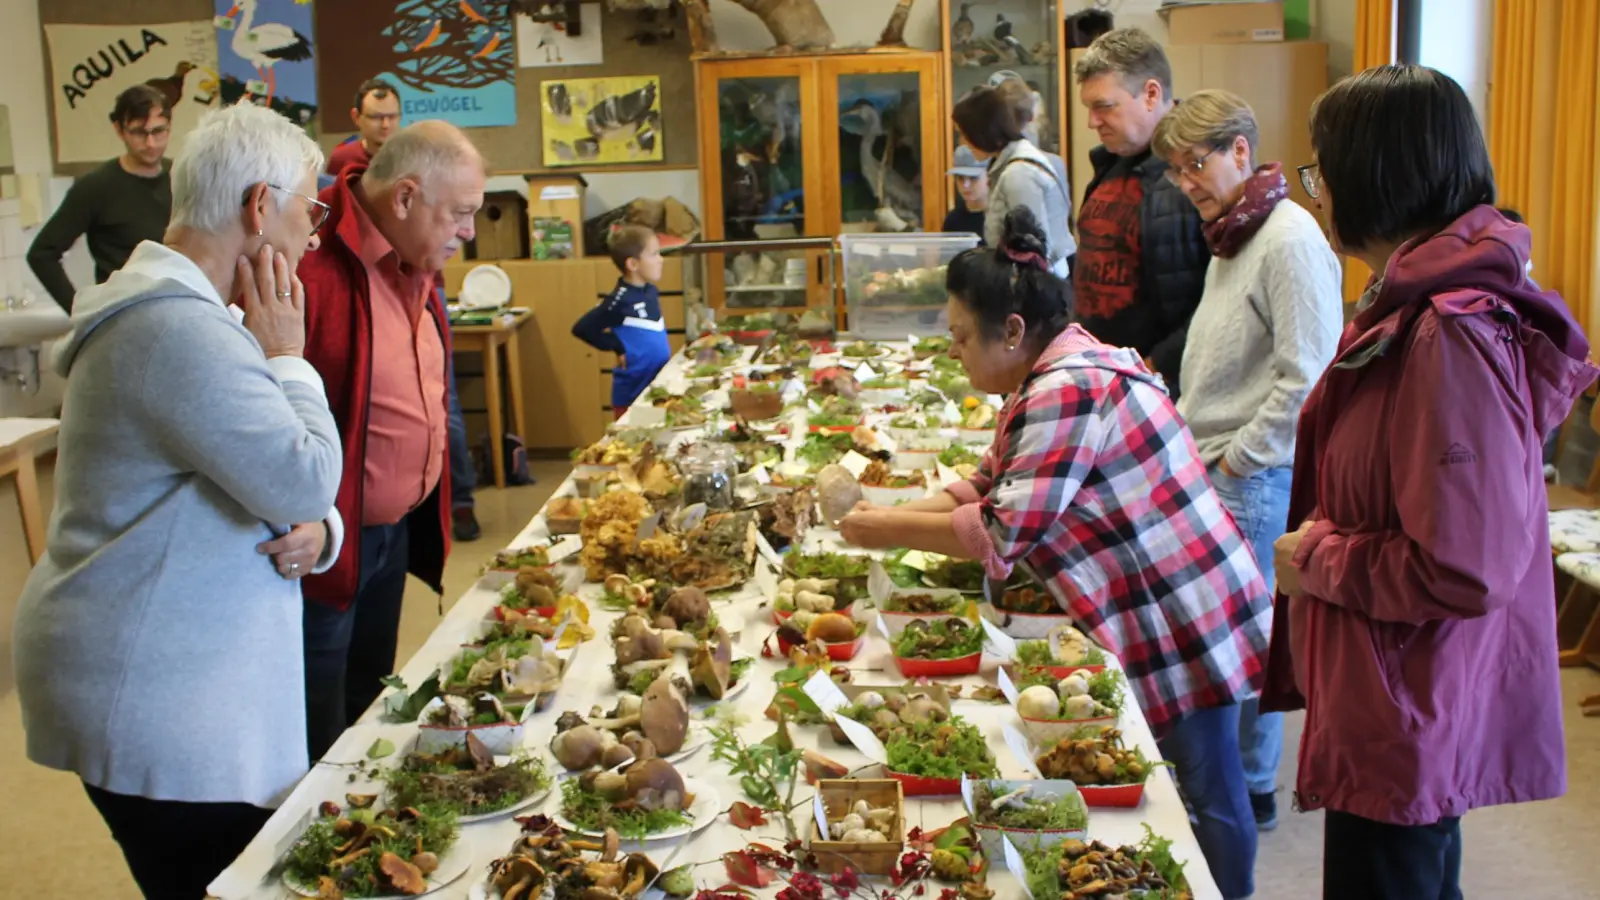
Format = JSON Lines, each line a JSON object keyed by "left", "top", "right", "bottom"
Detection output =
{"left": 316, "top": 0, "right": 516, "bottom": 131}
{"left": 44, "top": 21, "right": 221, "bottom": 165}
{"left": 541, "top": 75, "right": 662, "bottom": 167}
{"left": 213, "top": 0, "right": 318, "bottom": 134}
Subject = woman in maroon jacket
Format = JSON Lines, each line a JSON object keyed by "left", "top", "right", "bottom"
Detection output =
{"left": 1267, "top": 65, "right": 1596, "bottom": 899}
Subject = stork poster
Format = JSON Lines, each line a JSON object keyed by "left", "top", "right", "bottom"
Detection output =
{"left": 44, "top": 21, "right": 221, "bottom": 165}
{"left": 315, "top": 0, "right": 515, "bottom": 132}
{"left": 213, "top": 0, "right": 319, "bottom": 134}
{"left": 540, "top": 75, "right": 661, "bottom": 167}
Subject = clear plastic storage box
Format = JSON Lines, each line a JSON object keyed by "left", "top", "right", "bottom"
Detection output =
{"left": 839, "top": 232, "right": 980, "bottom": 339}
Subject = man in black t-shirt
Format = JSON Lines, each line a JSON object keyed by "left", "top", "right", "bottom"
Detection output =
{"left": 941, "top": 145, "right": 988, "bottom": 241}
{"left": 27, "top": 85, "right": 174, "bottom": 312}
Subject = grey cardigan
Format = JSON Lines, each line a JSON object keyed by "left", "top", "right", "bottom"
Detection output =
{"left": 12, "top": 241, "right": 344, "bottom": 806}
{"left": 985, "top": 138, "right": 1077, "bottom": 277}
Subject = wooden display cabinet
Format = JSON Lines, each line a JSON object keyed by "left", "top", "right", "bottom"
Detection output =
{"left": 941, "top": 0, "right": 1068, "bottom": 163}
{"left": 694, "top": 50, "right": 946, "bottom": 323}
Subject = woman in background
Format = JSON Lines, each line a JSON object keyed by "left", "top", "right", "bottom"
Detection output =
{"left": 1151, "top": 89, "right": 1343, "bottom": 831}
{"left": 1265, "top": 65, "right": 1594, "bottom": 898}
{"left": 950, "top": 85, "right": 1075, "bottom": 277}
{"left": 942, "top": 144, "right": 989, "bottom": 240}
{"left": 12, "top": 104, "right": 343, "bottom": 898}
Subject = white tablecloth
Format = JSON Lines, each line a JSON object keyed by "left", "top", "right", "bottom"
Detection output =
{"left": 209, "top": 345, "right": 1222, "bottom": 900}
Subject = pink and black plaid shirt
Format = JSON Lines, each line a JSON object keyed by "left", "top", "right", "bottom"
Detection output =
{"left": 948, "top": 325, "right": 1272, "bottom": 732}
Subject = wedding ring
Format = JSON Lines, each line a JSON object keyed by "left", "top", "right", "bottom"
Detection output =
{"left": 277, "top": 290, "right": 293, "bottom": 297}
{"left": 289, "top": 562, "right": 301, "bottom": 574}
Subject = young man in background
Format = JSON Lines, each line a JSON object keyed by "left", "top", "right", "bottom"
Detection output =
{"left": 28, "top": 85, "right": 173, "bottom": 312}
{"left": 325, "top": 78, "right": 402, "bottom": 176}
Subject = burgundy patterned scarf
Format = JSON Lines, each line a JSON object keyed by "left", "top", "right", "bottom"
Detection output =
{"left": 1203, "top": 163, "right": 1290, "bottom": 259}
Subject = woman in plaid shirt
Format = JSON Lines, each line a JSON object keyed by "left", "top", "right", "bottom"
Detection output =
{"left": 840, "top": 209, "right": 1273, "bottom": 899}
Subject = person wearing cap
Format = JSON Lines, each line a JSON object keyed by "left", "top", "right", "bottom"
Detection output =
{"left": 942, "top": 145, "right": 989, "bottom": 240}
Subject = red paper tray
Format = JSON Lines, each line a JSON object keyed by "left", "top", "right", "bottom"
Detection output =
{"left": 886, "top": 769, "right": 962, "bottom": 797}
{"left": 1077, "top": 782, "right": 1146, "bottom": 808}
{"left": 778, "top": 633, "right": 866, "bottom": 661}
{"left": 892, "top": 651, "right": 983, "bottom": 678}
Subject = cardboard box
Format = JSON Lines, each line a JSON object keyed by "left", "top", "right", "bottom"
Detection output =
{"left": 1161, "top": 1, "right": 1285, "bottom": 44}
{"left": 469, "top": 190, "right": 529, "bottom": 260}
{"left": 524, "top": 174, "right": 587, "bottom": 258}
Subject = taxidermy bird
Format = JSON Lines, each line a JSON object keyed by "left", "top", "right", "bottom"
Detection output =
{"left": 952, "top": 3, "right": 974, "bottom": 46}
{"left": 994, "top": 14, "right": 1033, "bottom": 65}
{"left": 145, "top": 61, "right": 197, "bottom": 111}
{"left": 839, "top": 101, "right": 922, "bottom": 231}
{"left": 585, "top": 82, "right": 658, "bottom": 145}
{"left": 223, "top": 0, "right": 313, "bottom": 105}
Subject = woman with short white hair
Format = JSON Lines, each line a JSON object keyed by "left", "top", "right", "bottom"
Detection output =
{"left": 1152, "top": 89, "right": 1343, "bottom": 835}
{"left": 12, "top": 103, "right": 343, "bottom": 898}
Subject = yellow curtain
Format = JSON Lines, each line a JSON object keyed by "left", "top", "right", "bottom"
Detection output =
{"left": 1490, "top": 0, "right": 1600, "bottom": 335}
{"left": 1340, "top": 0, "right": 1398, "bottom": 303}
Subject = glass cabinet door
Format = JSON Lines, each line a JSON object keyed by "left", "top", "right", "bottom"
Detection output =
{"left": 946, "top": 0, "right": 1062, "bottom": 155}
{"left": 707, "top": 72, "right": 816, "bottom": 310}
{"left": 832, "top": 71, "right": 925, "bottom": 233}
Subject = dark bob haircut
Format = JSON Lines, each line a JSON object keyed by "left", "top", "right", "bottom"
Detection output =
{"left": 951, "top": 86, "right": 1023, "bottom": 155}
{"left": 946, "top": 207, "right": 1072, "bottom": 350}
{"left": 1310, "top": 65, "right": 1495, "bottom": 252}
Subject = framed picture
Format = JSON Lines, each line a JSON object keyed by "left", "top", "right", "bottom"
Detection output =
{"left": 541, "top": 74, "right": 662, "bottom": 167}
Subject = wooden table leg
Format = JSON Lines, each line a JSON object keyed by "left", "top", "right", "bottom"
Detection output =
{"left": 484, "top": 334, "right": 506, "bottom": 489}
{"left": 14, "top": 448, "right": 46, "bottom": 564}
{"left": 505, "top": 326, "right": 528, "bottom": 451}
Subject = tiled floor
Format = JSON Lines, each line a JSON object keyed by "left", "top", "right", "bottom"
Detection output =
{"left": 2, "top": 456, "right": 1599, "bottom": 898}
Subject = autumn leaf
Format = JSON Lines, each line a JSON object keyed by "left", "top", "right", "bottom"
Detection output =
{"left": 728, "top": 802, "right": 768, "bottom": 829}
{"left": 723, "top": 851, "right": 776, "bottom": 888}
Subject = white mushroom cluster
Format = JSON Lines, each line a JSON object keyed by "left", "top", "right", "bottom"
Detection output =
{"left": 828, "top": 798, "right": 896, "bottom": 843}
{"left": 776, "top": 578, "right": 839, "bottom": 631}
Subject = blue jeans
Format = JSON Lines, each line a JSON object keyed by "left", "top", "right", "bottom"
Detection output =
{"left": 302, "top": 522, "right": 410, "bottom": 762}
{"left": 1211, "top": 463, "right": 1292, "bottom": 796}
{"left": 446, "top": 358, "right": 476, "bottom": 510}
{"left": 1158, "top": 703, "right": 1257, "bottom": 899}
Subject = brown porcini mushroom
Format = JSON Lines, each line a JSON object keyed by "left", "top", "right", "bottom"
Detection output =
{"left": 688, "top": 628, "right": 733, "bottom": 699}
{"left": 639, "top": 673, "right": 689, "bottom": 755}
{"left": 660, "top": 586, "right": 711, "bottom": 628}
{"left": 377, "top": 852, "right": 427, "bottom": 895}
{"left": 624, "top": 758, "right": 688, "bottom": 811}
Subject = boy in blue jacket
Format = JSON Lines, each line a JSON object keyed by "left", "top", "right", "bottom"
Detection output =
{"left": 572, "top": 224, "right": 670, "bottom": 418}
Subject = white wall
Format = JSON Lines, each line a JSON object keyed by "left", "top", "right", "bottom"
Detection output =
{"left": 1418, "top": 0, "right": 1493, "bottom": 122}
{"left": 0, "top": 0, "right": 82, "bottom": 416}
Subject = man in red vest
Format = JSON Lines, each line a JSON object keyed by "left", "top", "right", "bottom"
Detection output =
{"left": 296, "top": 120, "right": 487, "bottom": 760}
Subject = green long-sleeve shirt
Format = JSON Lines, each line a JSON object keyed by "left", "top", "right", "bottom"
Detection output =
{"left": 26, "top": 158, "right": 172, "bottom": 312}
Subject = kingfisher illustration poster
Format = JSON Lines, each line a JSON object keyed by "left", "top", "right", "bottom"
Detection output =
{"left": 541, "top": 75, "right": 662, "bottom": 167}
{"left": 316, "top": 0, "right": 515, "bottom": 132}
{"left": 212, "top": 0, "right": 319, "bottom": 134}
{"left": 44, "top": 21, "right": 221, "bottom": 165}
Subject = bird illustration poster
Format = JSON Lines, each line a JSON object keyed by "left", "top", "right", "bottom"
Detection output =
{"left": 212, "top": 0, "right": 318, "bottom": 134}
{"left": 517, "top": 3, "right": 603, "bottom": 68}
{"left": 315, "top": 0, "right": 516, "bottom": 132}
{"left": 541, "top": 75, "right": 661, "bottom": 167}
{"left": 44, "top": 21, "right": 221, "bottom": 165}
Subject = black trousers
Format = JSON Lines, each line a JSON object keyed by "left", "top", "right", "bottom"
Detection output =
{"left": 85, "top": 782, "right": 271, "bottom": 900}
{"left": 302, "top": 521, "right": 411, "bottom": 762}
{"left": 1324, "top": 809, "right": 1463, "bottom": 900}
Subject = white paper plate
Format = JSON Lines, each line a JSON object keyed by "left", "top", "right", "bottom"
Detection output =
{"left": 285, "top": 842, "right": 472, "bottom": 898}
{"left": 552, "top": 779, "right": 722, "bottom": 841}
{"left": 460, "top": 264, "right": 512, "bottom": 310}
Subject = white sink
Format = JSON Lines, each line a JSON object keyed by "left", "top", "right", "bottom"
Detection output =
{"left": 0, "top": 298, "right": 70, "bottom": 348}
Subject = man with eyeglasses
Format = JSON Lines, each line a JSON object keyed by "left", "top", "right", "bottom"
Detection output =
{"left": 1071, "top": 28, "right": 1209, "bottom": 399}
{"left": 27, "top": 85, "right": 173, "bottom": 312}
{"left": 325, "top": 78, "right": 403, "bottom": 176}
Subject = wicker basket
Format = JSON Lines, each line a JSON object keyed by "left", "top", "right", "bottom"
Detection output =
{"left": 808, "top": 778, "right": 905, "bottom": 876}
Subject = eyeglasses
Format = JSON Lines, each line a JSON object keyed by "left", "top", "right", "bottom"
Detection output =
{"left": 251, "top": 183, "right": 332, "bottom": 235}
{"left": 1297, "top": 163, "right": 1323, "bottom": 199}
{"left": 1164, "top": 147, "right": 1220, "bottom": 186}
{"left": 122, "top": 125, "right": 170, "bottom": 141}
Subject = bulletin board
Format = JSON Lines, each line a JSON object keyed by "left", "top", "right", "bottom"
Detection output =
{"left": 319, "top": 2, "right": 697, "bottom": 174}
{"left": 38, "top": 0, "right": 216, "bottom": 177}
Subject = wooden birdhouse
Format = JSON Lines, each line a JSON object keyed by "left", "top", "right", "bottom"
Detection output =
{"left": 467, "top": 191, "right": 530, "bottom": 260}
